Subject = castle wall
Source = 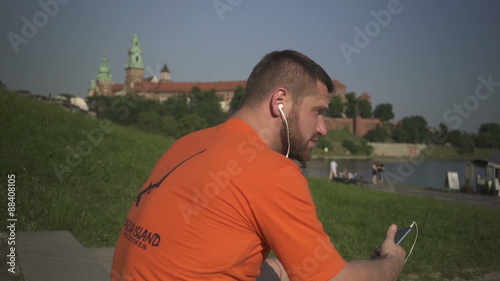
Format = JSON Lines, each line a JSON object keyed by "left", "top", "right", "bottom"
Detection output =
{"left": 324, "top": 117, "right": 381, "bottom": 137}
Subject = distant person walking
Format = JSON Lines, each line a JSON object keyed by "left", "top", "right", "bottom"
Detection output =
{"left": 372, "top": 161, "right": 379, "bottom": 184}
{"left": 378, "top": 162, "right": 385, "bottom": 184}
{"left": 329, "top": 160, "right": 338, "bottom": 180}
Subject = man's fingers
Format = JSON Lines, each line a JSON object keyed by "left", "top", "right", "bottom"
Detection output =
{"left": 370, "top": 248, "right": 381, "bottom": 259}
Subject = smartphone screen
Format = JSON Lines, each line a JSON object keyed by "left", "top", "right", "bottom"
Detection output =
{"left": 394, "top": 227, "right": 412, "bottom": 245}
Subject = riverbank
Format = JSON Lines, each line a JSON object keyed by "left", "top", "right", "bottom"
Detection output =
{"left": 302, "top": 157, "right": 492, "bottom": 192}
{"left": 312, "top": 145, "right": 500, "bottom": 161}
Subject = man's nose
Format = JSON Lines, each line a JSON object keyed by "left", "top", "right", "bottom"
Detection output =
{"left": 317, "top": 115, "right": 327, "bottom": 136}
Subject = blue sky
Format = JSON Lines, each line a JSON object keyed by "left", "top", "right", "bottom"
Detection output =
{"left": 1, "top": 0, "right": 499, "bottom": 133}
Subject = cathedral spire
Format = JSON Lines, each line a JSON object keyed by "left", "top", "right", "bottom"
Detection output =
{"left": 125, "top": 33, "right": 145, "bottom": 94}
{"left": 96, "top": 51, "right": 113, "bottom": 82}
{"left": 126, "top": 33, "right": 144, "bottom": 69}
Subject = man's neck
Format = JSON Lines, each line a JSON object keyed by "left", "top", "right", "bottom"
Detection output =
{"left": 233, "top": 107, "right": 282, "bottom": 154}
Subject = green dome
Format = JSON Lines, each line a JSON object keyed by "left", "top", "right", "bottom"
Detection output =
{"left": 96, "top": 53, "right": 113, "bottom": 82}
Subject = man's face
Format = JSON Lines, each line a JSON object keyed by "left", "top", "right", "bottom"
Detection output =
{"left": 281, "top": 81, "right": 329, "bottom": 161}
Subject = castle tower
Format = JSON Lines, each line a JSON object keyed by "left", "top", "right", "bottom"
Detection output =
{"left": 160, "top": 63, "right": 171, "bottom": 82}
{"left": 332, "top": 80, "right": 347, "bottom": 104}
{"left": 92, "top": 52, "right": 114, "bottom": 96}
{"left": 125, "top": 33, "right": 144, "bottom": 94}
{"left": 88, "top": 79, "right": 96, "bottom": 97}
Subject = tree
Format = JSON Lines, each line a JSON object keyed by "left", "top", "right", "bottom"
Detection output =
{"left": 108, "top": 94, "right": 145, "bottom": 126}
{"left": 189, "top": 87, "right": 227, "bottom": 127}
{"left": 475, "top": 132, "right": 495, "bottom": 149}
{"left": 136, "top": 111, "right": 163, "bottom": 134}
{"left": 457, "top": 133, "right": 475, "bottom": 154}
{"left": 439, "top": 122, "right": 448, "bottom": 136}
{"left": 475, "top": 123, "right": 500, "bottom": 149}
{"left": 364, "top": 125, "right": 389, "bottom": 142}
{"left": 478, "top": 123, "right": 500, "bottom": 135}
{"left": 373, "top": 103, "right": 394, "bottom": 121}
{"left": 327, "top": 95, "right": 344, "bottom": 118}
{"left": 162, "top": 115, "right": 179, "bottom": 138}
{"left": 177, "top": 114, "right": 208, "bottom": 137}
{"left": 344, "top": 92, "right": 358, "bottom": 118}
{"left": 161, "top": 95, "right": 189, "bottom": 120}
{"left": 0, "top": 80, "right": 5, "bottom": 89}
{"left": 342, "top": 139, "right": 372, "bottom": 155}
{"left": 393, "top": 127, "right": 408, "bottom": 143}
{"left": 446, "top": 130, "right": 463, "bottom": 148}
{"left": 399, "top": 116, "right": 430, "bottom": 143}
{"left": 229, "top": 85, "right": 245, "bottom": 114}
{"left": 358, "top": 98, "right": 372, "bottom": 118}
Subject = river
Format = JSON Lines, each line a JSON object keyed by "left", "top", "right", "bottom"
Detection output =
{"left": 303, "top": 158, "right": 485, "bottom": 189}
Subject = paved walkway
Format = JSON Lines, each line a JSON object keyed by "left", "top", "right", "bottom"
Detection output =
{"left": 359, "top": 182, "right": 500, "bottom": 211}
{"left": 14, "top": 231, "right": 111, "bottom": 281}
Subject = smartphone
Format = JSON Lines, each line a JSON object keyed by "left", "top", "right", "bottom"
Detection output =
{"left": 394, "top": 226, "right": 413, "bottom": 245}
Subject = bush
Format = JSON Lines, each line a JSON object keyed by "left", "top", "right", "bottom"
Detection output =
{"left": 342, "top": 139, "right": 372, "bottom": 155}
{"left": 318, "top": 137, "right": 333, "bottom": 150}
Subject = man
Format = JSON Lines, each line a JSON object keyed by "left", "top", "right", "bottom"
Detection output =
{"left": 111, "top": 50, "right": 405, "bottom": 280}
{"left": 372, "top": 161, "right": 379, "bottom": 184}
{"left": 329, "top": 160, "right": 338, "bottom": 180}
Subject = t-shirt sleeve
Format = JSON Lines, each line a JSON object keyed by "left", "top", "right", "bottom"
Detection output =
{"left": 250, "top": 166, "right": 346, "bottom": 280}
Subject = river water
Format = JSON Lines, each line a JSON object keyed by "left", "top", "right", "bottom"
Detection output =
{"left": 304, "top": 158, "right": 485, "bottom": 189}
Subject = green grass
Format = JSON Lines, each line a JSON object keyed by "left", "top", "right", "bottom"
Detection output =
{"left": 314, "top": 128, "right": 370, "bottom": 157}
{"left": 310, "top": 178, "right": 500, "bottom": 280}
{"left": 1, "top": 90, "right": 499, "bottom": 280}
{"left": 423, "top": 146, "right": 499, "bottom": 160}
{"left": 0, "top": 90, "right": 173, "bottom": 246}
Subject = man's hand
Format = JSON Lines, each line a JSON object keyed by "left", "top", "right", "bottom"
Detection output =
{"left": 330, "top": 224, "right": 406, "bottom": 281}
{"left": 378, "top": 224, "right": 406, "bottom": 277}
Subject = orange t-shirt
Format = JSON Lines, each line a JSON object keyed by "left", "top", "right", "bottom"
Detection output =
{"left": 111, "top": 118, "right": 346, "bottom": 280}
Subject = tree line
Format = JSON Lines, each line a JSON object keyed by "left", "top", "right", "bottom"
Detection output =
{"left": 87, "top": 86, "right": 244, "bottom": 139}
{"left": 326, "top": 91, "right": 499, "bottom": 154}
{"left": 9, "top": 75, "right": 493, "bottom": 155}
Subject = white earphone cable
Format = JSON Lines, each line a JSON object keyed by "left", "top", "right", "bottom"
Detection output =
{"left": 405, "top": 221, "right": 418, "bottom": 263}
{"left": 279, "top": 106, "right": 290, "bottom": 158}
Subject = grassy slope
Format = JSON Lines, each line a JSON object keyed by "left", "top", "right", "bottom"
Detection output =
{"left": 1, "top": 90, "right": 499, "bottom": 280}
{"left": 313, "top": 128, "right": 368, "bottom": 157}
{"left": 0, "top": 90, "right": 173, "bottom": 246}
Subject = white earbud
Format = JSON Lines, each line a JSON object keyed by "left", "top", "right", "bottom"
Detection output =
{"left": 278, "top": 103, "right": 290, "bottom": 158}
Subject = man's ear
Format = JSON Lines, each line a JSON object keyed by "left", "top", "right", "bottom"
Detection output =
{"left": 270, "top": 88, "right": 287, "bottom": 117}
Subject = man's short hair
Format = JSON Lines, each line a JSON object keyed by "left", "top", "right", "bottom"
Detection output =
{"left": 239, "top": 50, "right": 333, "bottom": 109}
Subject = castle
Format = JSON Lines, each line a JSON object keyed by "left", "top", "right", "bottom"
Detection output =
{"left": 88, "top": 33, "right": 247, "bottom": 112}
{"left": 88, "top": 33, "right": 380, "bottom": 136}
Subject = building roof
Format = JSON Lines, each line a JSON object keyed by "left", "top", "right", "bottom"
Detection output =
{"left": 134, "top": 80, "right": 246, "bottom": 93}
{"left": 359, "top": 92, "right": 372, "bottom": 99}
{"left": 112, "top": 84, "right": 124, "bottom": 92}
{"left": 472, "top": 152, "right": 500, "bottom": 168}
{"left": 333, "top": 79, "right": 346, "bottom": 87}
{"left": 161, "top": 63, "right": 170, "bottom": 73}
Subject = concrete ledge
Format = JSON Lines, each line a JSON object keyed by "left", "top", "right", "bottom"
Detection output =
{"left": 88, "top": 247, "right": 114, "bottom": 274}
{"left": 17, "top": 231, "right": 109, "bottom": 281}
